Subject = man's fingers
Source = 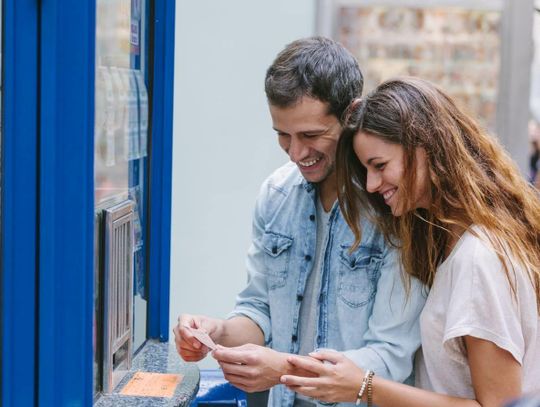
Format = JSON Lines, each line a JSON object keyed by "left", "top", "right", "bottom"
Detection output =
{"left": 178, "top": 325, "right": 203, "bottom": 350}
{"left": 173, "top": 317, "right": 202, "bottom": 350}
{"left": 218, "top": 361, "right": 252, "bottom": 377}
{"left": 182, "top": 354, "right": 204, "bottom": 362}
{"left": 213, "top": 348, "right": 251, "bottom": 364}
{"left": 221, "top": 372, "right": 253, "bottom": 388}
{"left": 221, "top": 373, "right": 268, "bottom": 393}
{"left": 178, "top": 314, "right": 199, "bottom": 329}
{"left": 180, "top": 341, "right": 208, "bottom": 354}
{"left": 175, "top": 334, "right": 208, "bottom": 361}
{"left": 179, "top": 346, "right": 207, "bottom": 358}
{"left": 179, "top": 347, "right": 207, "bottom": 361}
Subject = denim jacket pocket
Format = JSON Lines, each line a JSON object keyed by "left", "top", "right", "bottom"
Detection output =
{"left": 261, "top": 231, "right": 293, "bottom": 290}
{"left": 338, "top": 244, "right": 382, "bottom": 307}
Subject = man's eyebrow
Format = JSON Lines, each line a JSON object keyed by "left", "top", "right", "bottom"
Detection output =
{"left": 303, "top": 129, "right": 327, "bottom": 134}
{"left": 272, "top": 127, "right": 329, "bottom": 134}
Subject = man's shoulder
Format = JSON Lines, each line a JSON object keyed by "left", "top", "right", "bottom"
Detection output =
{"left": 262, "top": 162, "right": 305, "bottom": 196}
{"left": 254, "top": 163, "right": 308, "bottom": 221}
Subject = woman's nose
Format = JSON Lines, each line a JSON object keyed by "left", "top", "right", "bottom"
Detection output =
{"left": 366, "top": 170, "right": 381, "bottom": 193}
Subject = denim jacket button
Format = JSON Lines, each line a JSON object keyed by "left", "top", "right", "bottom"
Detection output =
{"left": 272, "top": 246, "right": 278, "bottom": 254}
{"left": 292, "top": 334, "right": 298, "bottom": 342}
{"left": 305, "top": 254, "right": 312, "bottom": 261}
{"left": 297, "top": 294, "right": 303, "bottom": 301}
{"left": 309, "top": 214, "right": 315, "bottom": 221}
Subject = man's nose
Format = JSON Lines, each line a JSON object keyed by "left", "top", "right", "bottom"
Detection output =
{"left": 366, "top": 170, "right": 381, "bottom": 193}
{"left": 288, "top": 137, "right": 308, "bottom": 162}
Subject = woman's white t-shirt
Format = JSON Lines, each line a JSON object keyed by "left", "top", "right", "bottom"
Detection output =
{"left": 415, "top": 226, "right": 540, "bottom": 397}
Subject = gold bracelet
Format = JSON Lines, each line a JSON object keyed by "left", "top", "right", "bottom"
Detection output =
{"left": 367, "top": 370, "right": 375, "bottom": 407}
{"left": 355, "top": 370, "right": 373, "bottom": 405}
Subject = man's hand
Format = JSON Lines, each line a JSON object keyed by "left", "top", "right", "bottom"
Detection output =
{"left": 212, "top": 344, "right": 320, "bottom": 393}
{"left": 173, "top": 314, "right": 224, "bottom": 362}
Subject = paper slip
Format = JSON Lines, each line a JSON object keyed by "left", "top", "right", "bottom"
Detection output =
{"left": 185, "top": 325, "right": 217, "bottom": 350}
{"left": 120, "top": 371, "right": 183, "bottom": 398}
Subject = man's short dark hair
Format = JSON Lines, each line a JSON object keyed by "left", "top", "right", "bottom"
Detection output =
{"left": 265, "top": 36, "right": 363, "bottom": 123}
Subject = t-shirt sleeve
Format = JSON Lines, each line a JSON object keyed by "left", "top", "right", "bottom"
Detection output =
{"left": 442, "top": 238, "right": 525, "bottom": 366}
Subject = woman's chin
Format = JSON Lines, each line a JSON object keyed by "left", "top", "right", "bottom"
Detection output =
{"left": 389, "top": 205, "right": 401, "bottom": 217}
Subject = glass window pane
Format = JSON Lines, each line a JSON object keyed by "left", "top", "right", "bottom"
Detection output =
{"left": 94, "top": 0, "right": 149, "bottom": 397}
{"left": 94, "top": 0, "right": 131, "bottom": 205}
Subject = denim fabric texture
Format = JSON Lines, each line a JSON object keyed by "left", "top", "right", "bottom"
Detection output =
{"left": 229, "top": 162, "right": 426, "bottom": 407}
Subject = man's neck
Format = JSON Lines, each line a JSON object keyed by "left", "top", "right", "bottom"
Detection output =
{"left": 318, "top": 174, "right": 337, "bottom": 212}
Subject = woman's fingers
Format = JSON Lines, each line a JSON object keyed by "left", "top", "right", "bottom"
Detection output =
{"left": 287, "top": 355, "right": 327, "bottom": 375}
{"left": 308, "top": 349, "right": 343, "bottom": 364}
{"left": 280, "top": 374, "right": 321, "bottom": 387}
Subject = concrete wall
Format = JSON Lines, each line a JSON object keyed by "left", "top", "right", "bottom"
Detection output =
{"left": 170, "top": 1, "right": 315, "bottom": 368}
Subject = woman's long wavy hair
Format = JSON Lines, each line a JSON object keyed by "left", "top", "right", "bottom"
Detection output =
{"left": 336, "top": 77, "right": 540, "bottom": 311}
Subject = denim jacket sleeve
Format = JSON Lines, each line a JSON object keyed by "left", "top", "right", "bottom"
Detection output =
{"left": 227, "top": 180, "right": 273, "bottom": 345}
{"left": 342, "top": 246, "right": 426, "bottom": 382}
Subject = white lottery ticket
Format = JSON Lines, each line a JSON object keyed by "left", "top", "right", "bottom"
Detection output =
{"left": 184, "top": 326, "right": 217, "bottom": 350}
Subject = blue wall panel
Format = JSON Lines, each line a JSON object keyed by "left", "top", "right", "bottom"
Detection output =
{"left": 148, "top": 0, "right": 175, "bottom": 341}
{"left": 38, "top": 0, "right": 96, "bottom": 405}
{"left": 1, "top": 0, "right": 38, "bottom": 405}
{"left": 2, "top": 0, "right": 175, "bottom": 403}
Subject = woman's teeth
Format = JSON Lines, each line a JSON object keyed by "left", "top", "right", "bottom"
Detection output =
{"left": 383, "top": 188, "right": 396, "bottom": 201}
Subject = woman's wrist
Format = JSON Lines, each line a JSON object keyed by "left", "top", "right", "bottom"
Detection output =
{"left": 356, "top": 370, "right": 375, "bottom": 405}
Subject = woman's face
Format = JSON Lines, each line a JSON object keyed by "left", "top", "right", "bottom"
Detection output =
{"left": 353, "top": 131, "right": 431, "bottom": 216}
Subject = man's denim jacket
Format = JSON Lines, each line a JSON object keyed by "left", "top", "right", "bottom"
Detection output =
{"left": 229, "top": 163, "right": 426, "bottom": 407}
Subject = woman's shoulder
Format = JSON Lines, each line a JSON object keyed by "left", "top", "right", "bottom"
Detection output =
{"left": 444, "top": 226, "right": 500, "bottom": 268}
{"left": 443, "top": 225, "right": 530, "bottom": 291}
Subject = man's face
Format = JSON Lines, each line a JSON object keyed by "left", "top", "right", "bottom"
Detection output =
{"left": 269, "top": 97, "right": 342, "bottom": 185}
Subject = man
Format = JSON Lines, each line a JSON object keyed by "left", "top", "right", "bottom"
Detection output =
{"left": 174, "top": 37, "right": 425, "bottom": 407}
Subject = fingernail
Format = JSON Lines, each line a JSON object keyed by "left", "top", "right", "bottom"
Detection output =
{"left": 280, "top": 377, "right": 286, "bottom": 383}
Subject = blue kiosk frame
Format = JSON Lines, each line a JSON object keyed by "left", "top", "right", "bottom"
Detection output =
{"left": 1, "top": 0, "right": 175, "bottom": 405}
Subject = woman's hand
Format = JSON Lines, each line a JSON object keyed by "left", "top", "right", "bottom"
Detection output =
{"left": 280, "top": 350, "right": 365, "bottom": 403}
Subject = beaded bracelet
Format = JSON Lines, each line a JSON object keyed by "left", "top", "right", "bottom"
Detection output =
{"left": 367, "top": 370, "right": 375, "bottom": 407}
{"left": 355, "top": 369, "right": 374, "bottom": 405}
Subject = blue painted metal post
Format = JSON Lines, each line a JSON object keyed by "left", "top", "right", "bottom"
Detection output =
{"left": 38, "top": 0, "right": 96, "bottom": 405}
{"left": 1, "top": 0, "right": 38, "bottom": 405}
{"left": 148, "top": 0, "right": 176, "bottom": 341}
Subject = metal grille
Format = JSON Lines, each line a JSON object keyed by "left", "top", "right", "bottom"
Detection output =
{"left": 102, "top": 200, "right": 134, "bottom": 393}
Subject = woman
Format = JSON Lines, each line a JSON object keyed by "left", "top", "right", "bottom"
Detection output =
{"left": 280, "top": 77, "right": 540, "bottom": 407}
